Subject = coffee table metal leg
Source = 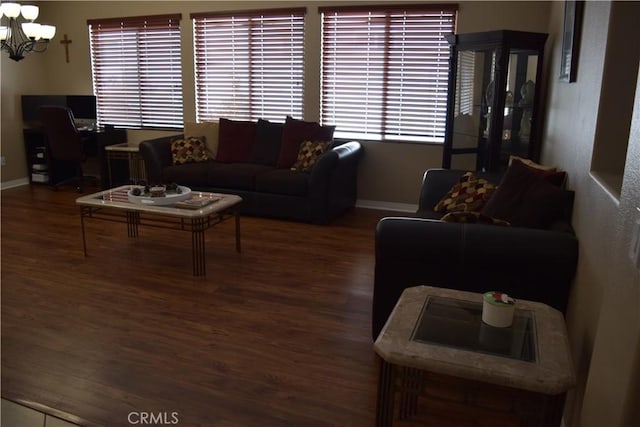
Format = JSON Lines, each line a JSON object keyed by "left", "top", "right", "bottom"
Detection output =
{"left": 376, "top": 358, "right": 396, "bottom": 427}
{"left": 80, "top": 208, "right": 88, "bottom": 256}
{"left": 107, "top": 153, "right": 113, "bottom": 187}
{"left": 192, "top": 217, "right": 206, "bottom": 277}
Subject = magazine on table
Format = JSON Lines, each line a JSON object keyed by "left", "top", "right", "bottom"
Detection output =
{"left": 173, "top": 195, "right": 221, "bottom": 209}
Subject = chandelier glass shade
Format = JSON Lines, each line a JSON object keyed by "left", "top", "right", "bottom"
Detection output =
{"left": 0, "top": 2, "right": 56, "bottom": 61}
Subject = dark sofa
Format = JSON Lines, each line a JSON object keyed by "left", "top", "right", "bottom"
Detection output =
{"left": 139, "top": 129, "right": 363, "bottom": 224}
{"left": 372, "top": 167, "right": 579, "bottom": 339}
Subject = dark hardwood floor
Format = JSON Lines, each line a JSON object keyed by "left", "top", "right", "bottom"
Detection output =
{"left": 1, "top": 184, "right": 517, "bottom": 427}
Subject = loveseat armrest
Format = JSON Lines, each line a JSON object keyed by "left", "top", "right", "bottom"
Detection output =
{"left": 372, "top": 216, "right": 578, "bottom": 339}
{"left": 139, "top": 134, "right": 183, "bottom": 184}
{"left": 308, "top": 141, "right": 363, "bottom": 223}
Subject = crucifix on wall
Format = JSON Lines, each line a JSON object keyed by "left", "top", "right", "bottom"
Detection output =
{"left": 60, "top": 34, "right": 72, "bottom": 63}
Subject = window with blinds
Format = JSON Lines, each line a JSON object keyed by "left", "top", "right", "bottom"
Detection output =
{"left": 320, "top": 5, "right": 457, "bottom": 143}
{"left": 87, "top": 14, "right": 183, "bottom": 129}
{"left": 191, "top": 8, "right": 305, "bottom": 122}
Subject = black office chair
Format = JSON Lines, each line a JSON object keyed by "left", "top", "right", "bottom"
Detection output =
{"left": 38, "top": 105, "right": 99, "bottom": 192}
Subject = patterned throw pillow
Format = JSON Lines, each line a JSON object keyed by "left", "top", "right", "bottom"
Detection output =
{"left": 290, "top": 141, "right": 330, "bottom": 172}
{"left": 277, "top": 116, "right": 335, "bottom": 169}
{"left": 171, "top": 137, "right": 210, "bottom": 165}
{"left": 433, "top": 172, "right": 497, "bottom": 213}
{"left": 185, "top": 121, "right": 219, "bottom": 159}
{"left": 441, "top": 211, "right": 510, "bottom": 226}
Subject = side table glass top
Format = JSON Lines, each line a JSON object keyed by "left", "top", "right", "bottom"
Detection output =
{"left": 411, "top": 296, "right": 537, "bottom": 362}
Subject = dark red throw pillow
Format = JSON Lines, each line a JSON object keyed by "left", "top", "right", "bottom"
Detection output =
{"left": 516, "top": 179, "right": 574, "bottom": 229}
{"left": 276, "top": 116, "right": 335, "bottom": 169}
{"left": 216, "top": 118, "right": 257, "bottom": 163}
{"left": 511, "top": 157, "right": 566, "bottom": 186}
{"left": 481, "top": 159, "right": 570, "bottom": 229}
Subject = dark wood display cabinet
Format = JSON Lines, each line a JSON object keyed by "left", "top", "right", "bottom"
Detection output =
{"left": 442, "top": 30, "right": 548, "bottom": 172}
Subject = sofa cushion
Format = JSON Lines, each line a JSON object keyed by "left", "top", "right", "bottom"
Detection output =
{"left": 291, "top": 140, "right": 330, "bottom": 172}
{"left": 433, "top": 172, "right": 497, "bottom": 214}
{"left": 251, "top": 119, "right": 284, "bottom": 166}
{"left": 185, "top": 121, "right": 219, "bottom": 159}
{"left": 206, "top": 162, "right": 274, "bottom": 191}
{"left": 161, "top": 161, "right": 214, "bottom": 186}
{"left": 255, "top": 169, "right": 309, "bottom": 196}
{"left": 216, "top": 118, "right": 257, "bottom": 163}
{"left": 170, "top": 136, "right": 210, "bottom": 165}
{"left": 481, "top": 159, "right": 571, "bottom": 228}
{"left": 441, "top": 211, "right": 510, "bottom": 226}
{"left": 277, "top": 116, "right": 335, "bottom": 169}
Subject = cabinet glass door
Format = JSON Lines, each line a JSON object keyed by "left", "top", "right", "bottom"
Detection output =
{"left": 451, "top": 52, "right": 483, "bottom": 145}
{"left": 451, "top": 48, "right": 498, "bottom": 170}
{"left": 499, "top": 49, "right": 539, "bottom": 163}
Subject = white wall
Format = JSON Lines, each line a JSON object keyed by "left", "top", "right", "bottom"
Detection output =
{"left": 542, "top": 1, "right": 640, "bottom": 426}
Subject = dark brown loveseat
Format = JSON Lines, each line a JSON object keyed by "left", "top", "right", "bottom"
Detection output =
{"left": 372, "top": 163, "right": 579, "bottom": 339}
{"left": 139, "top": 118, "right": 363, "bottom": 224}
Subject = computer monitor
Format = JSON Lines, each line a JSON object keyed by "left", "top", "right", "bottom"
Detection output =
{"left": 66, "top": 95, "right": 97, "bottom": 121}
{"left": 21, "top": 95, "right": 97, "bottom": 125}
{"left": 21, "top": 95, "right": 66, "bottom": 124}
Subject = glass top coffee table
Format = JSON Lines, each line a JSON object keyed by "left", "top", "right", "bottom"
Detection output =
{"left": 76, "top": 186, "right": 242, "bottom": 277}
{"left": 374, "top": 285, "right": 575, "bottom": 427}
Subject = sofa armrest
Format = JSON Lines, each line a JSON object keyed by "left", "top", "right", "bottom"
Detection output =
{"left": 307, "top": 141, "right": 363, "bottom": 223}
{"left": 311, "top": 140, "right": 362, "bottom": 178}
{"left": 139, "top": 134, "right": 182, "bottom": 184}
{"left": 372, "top": 216, "right": 578, "bottom": 339}
{"left": 418, "top": 169, "right": 467, "bottom": 212}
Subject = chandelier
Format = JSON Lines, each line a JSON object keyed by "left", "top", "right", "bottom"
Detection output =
{"left": 0, "top": 2, "right": 56, "bottom": 61}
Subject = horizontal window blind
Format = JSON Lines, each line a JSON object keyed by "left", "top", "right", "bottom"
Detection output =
{"left": 320, "top": 6, "right": 457, "bottom": 143}
{"left": 88, "top": 14, "right": 183, "bottom": 129}
{"left": 456, "top": 50, "right": 476, "bottom": 116}
{"left": 191, "top": 8, "right": 305, "bottom": 122}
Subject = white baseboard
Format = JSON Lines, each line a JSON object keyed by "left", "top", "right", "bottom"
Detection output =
{"left": 1, "top": 178, "right": 29, "bottom": 190}
{"left": 356, "top": 199, "right": 417, "bottom": 213}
